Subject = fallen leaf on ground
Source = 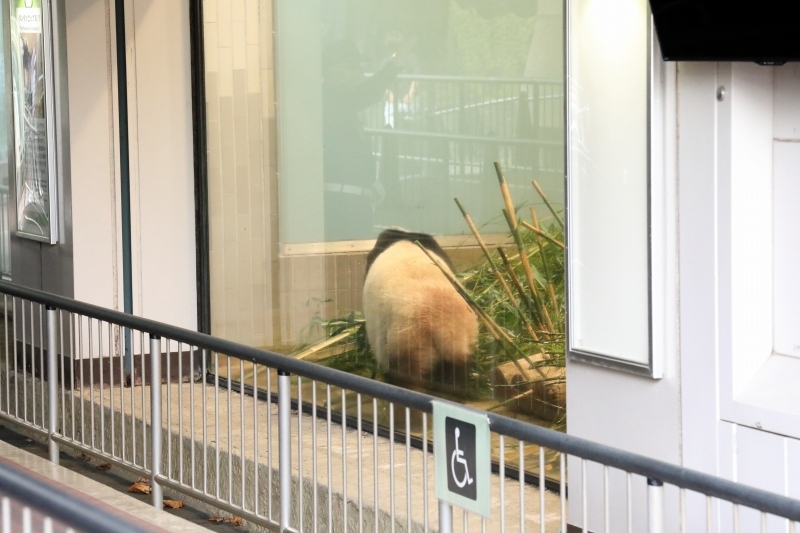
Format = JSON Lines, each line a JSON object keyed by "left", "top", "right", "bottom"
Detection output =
{"left": 79, "top": 453, "right": 91, "bottom": 461}
{"left": 225, "top": 517, "right": 243, "bottom": 526}
{"left": 163, "top": 499, "right": 184, "bottom": 509}
{"left": 128, "top": 482, "right": 151, "bottom": 494}
{"left": 96, "top": 463, "right": 111, "bottom": 471}
{"left": 208, "top": 517, "right": 224, "bottom": 523}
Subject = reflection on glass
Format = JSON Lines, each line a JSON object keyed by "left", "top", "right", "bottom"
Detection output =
{"left": 0, "top": 2, "right": 11, "bottom": 278}
{"left": 279, "top": 0, "right": 564, "bottom": 245}
{"left": 321, "top": 40, "right": 402, "bottom": 241}
{"left": 9, "top": 0, "right": 53, "bottom": 242}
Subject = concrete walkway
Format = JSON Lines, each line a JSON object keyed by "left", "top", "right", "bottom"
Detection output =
{"left": 6, "top": 370, "right": 567, "bottom": 532}
{"left": 0, "top": 438, "right": 209, "bottom": 532}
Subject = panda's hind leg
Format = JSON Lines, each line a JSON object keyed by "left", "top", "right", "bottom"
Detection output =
{"left": 384, "top": 322, "right": 438, "bottom": 385}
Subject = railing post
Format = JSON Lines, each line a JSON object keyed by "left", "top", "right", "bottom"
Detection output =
{"left": 278, "top": 369, "right": 291, "bottom": 532}
{"left": 648, "top": 478, "right": 664, "bottom": 533}
{"left": 439, "top": 500, "right": 453, "bottom": 533}
{"left": 46, "top": 306, "right": 58, "bottom": 465}
{"left": 150, "top": 334, "right": 162, "bottom": 509}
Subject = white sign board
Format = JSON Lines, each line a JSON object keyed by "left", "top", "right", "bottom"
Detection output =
{"left": 566, "top": 0, "right": 661, "bottom": 376}
{"left": 433, "top": 401, "right": 491, "bottom": 518}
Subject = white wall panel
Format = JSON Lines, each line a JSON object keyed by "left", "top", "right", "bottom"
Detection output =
{"left": 65, "top": 0, "right": 119, "bottom": 312}
{"left": 127, "top": 0, "right": 197, "bottom": 331}
{"left": 676, "top": 62, "right": 720, "bottom": 478}
{"left": 773, "top": 141, "right": 800, "bottom": 359}
{"left": 735, "top": 424, "right": 789, "bottom": 532}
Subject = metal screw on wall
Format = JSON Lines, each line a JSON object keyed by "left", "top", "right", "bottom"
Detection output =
{"left": 717, "top": 86, "right": 726, "bottom": 101}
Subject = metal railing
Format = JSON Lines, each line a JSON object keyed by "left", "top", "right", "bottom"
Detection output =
{"left": 0, "top": 279, "right": 797, "bottom": 532}
{"left": 0, "top": 457, "right": 150, "bottom": 533}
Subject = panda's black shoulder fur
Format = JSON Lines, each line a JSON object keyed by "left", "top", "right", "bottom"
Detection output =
{"left": 365, "top": 228, "right": 454, "bottom": 276}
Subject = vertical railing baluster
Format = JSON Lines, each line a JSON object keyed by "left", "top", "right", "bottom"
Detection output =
{"left": 357, "top": 393, "right": 363, "bottom": 533}
{"left": 439, "top": 500, "right": 453, "bottom": 533}
{"left": 647, "top": 478, "right": 664, "bottom": 533}
{"left": 582, "top": 459, "right": 587, "bottom": 533}
{"left": 58, "top": 311, "right": 65, "bottom": 441}
{"left": 423, "top": 412, "right": 429, "bottom": 533}
{"left": 627, "top": 473, "right": 633, "bottom": 533}
{"left": 109, "top": 322, "right": 114, "bottom": 458}
{"left": 500, "top": 435, "right": 505, "bottom": 532}
{"left": 390, "top": 402, "right": 395, "bottom": 533}
{"left": 560, "top": 453, "right": 567, "bottom": 533}
{"left": 298, "top": 377, "right": 303, "bottom": 530}
{"left": 150, "top": 334, "right": 162, "bottom": 509}
{"left": 604, "top": 465, "right": 609, "bottom": 533}
{"left": 46, "top": 306, "right": 58, "bottom": 464}
{"left": 326, "top": 385, "right": 332, "bottom": 533}
{"left": 254, "top": 363, "right": 260, "bottom": 516}
{"left": 278, "top": 369, "right": 292, "bottom": 533}
{"left": 540, "top": 446, "right": 546, "bottom": 533}
{"left": 405, "top": 407, "right": 411, "bottom": 530}
{"left": 342, "top": 389, "right": 347, "bottom": 530}
{"left": 214, "top": 352, "right": 220, "bottom": 499}
{"left": 373, "top": 397, "right": 378, "bottom": 533}
{"left": 39, "top": 304, "right": 44, "bottom": 427}
{"left": 99, "top": 321, "right": 104, "bottom": 453}
{"left": 166, "top": 339, "right": 172, "bottom": 481}
{"left": 312, "top": 380, "right": 318, "bottom": 533}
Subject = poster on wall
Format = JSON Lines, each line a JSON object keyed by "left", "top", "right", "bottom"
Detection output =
{"left": 9, "top": 0, "right": 57, "bottom": 243}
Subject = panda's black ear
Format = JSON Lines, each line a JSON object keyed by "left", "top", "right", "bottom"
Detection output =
{"left": 366, "top": 229, "right": 405, "bottom": 275}
{"left": 365, "top": 228, "right": 455, "bottom": 276}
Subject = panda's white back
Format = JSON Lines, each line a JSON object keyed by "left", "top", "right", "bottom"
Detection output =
{"left": 362, "top": 240, "right": 478, "bottom": 383}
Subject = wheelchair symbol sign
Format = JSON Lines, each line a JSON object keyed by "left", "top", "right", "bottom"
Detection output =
{"left": 446, "top": 419, "right": 477, "bottom": 499}
{"left": 433, "top": 401, "right": 490, "bottom": 518}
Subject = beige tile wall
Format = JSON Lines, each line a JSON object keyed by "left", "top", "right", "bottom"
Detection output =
{"left": 205, "top": 0, "right": 278, "bottom": 348}
{"left": 205, "top": 0, "right": 367, "bottom": 351}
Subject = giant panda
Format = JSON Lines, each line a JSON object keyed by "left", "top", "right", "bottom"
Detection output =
{"left": 362, "top": 228, "right": 478, "bottom": 387}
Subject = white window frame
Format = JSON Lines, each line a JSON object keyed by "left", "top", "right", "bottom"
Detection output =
{"left": 717, "top": 62, "right": 800, "bottom": 439}
{"left": 565, "top": 2, "right": 670, "bottom": 378}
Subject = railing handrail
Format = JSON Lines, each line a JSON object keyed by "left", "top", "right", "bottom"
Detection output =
{"left": 0, "top": 459, "right": 151, "bottom": 533}
{"left": 2, "top": 279, "right": 800, "bottom": 522}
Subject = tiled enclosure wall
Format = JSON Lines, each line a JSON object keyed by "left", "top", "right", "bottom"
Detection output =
{"left": 203, "top": 0, "right": 372, "bottom": 349}
{"left": 204, "top": 0, "right": 279, "bottom": 348}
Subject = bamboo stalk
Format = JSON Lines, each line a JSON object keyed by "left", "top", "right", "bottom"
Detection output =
{"left": 414, "top": 242, "right": 545, "bottom": 380}
{"left": 503, "top": 208, "right": 555, "bottom": 334}
{"left": 454, "top": 197, "right": 503, "bottom": 274}
{"left": 454, "top": 198, "right": 540, "bottom": 340}
{"left": 530, "top": 206, "right": 559, "bottom": 310}
{"left": 494, "top": 162, "right": 517, "bottom": 228}
{"left": 497, "top": 246, "right": 541, "bottom": 327}
{"left": 532, "top": 179, "right": 564, "bottom": 228}
{"left": 494, "top": 248, "right": 542, "bottom": 341}
{"left": 487, "top": 383, "right": 566, "bottom": 412}
{"left": 520, "top": 220, "right": 565, "bottom": 249}
{"left": 292, "top": 329, "right": 357, "bottom": 361}
{"left": 488, "top": 387, "right": 536, "bottom": 411}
